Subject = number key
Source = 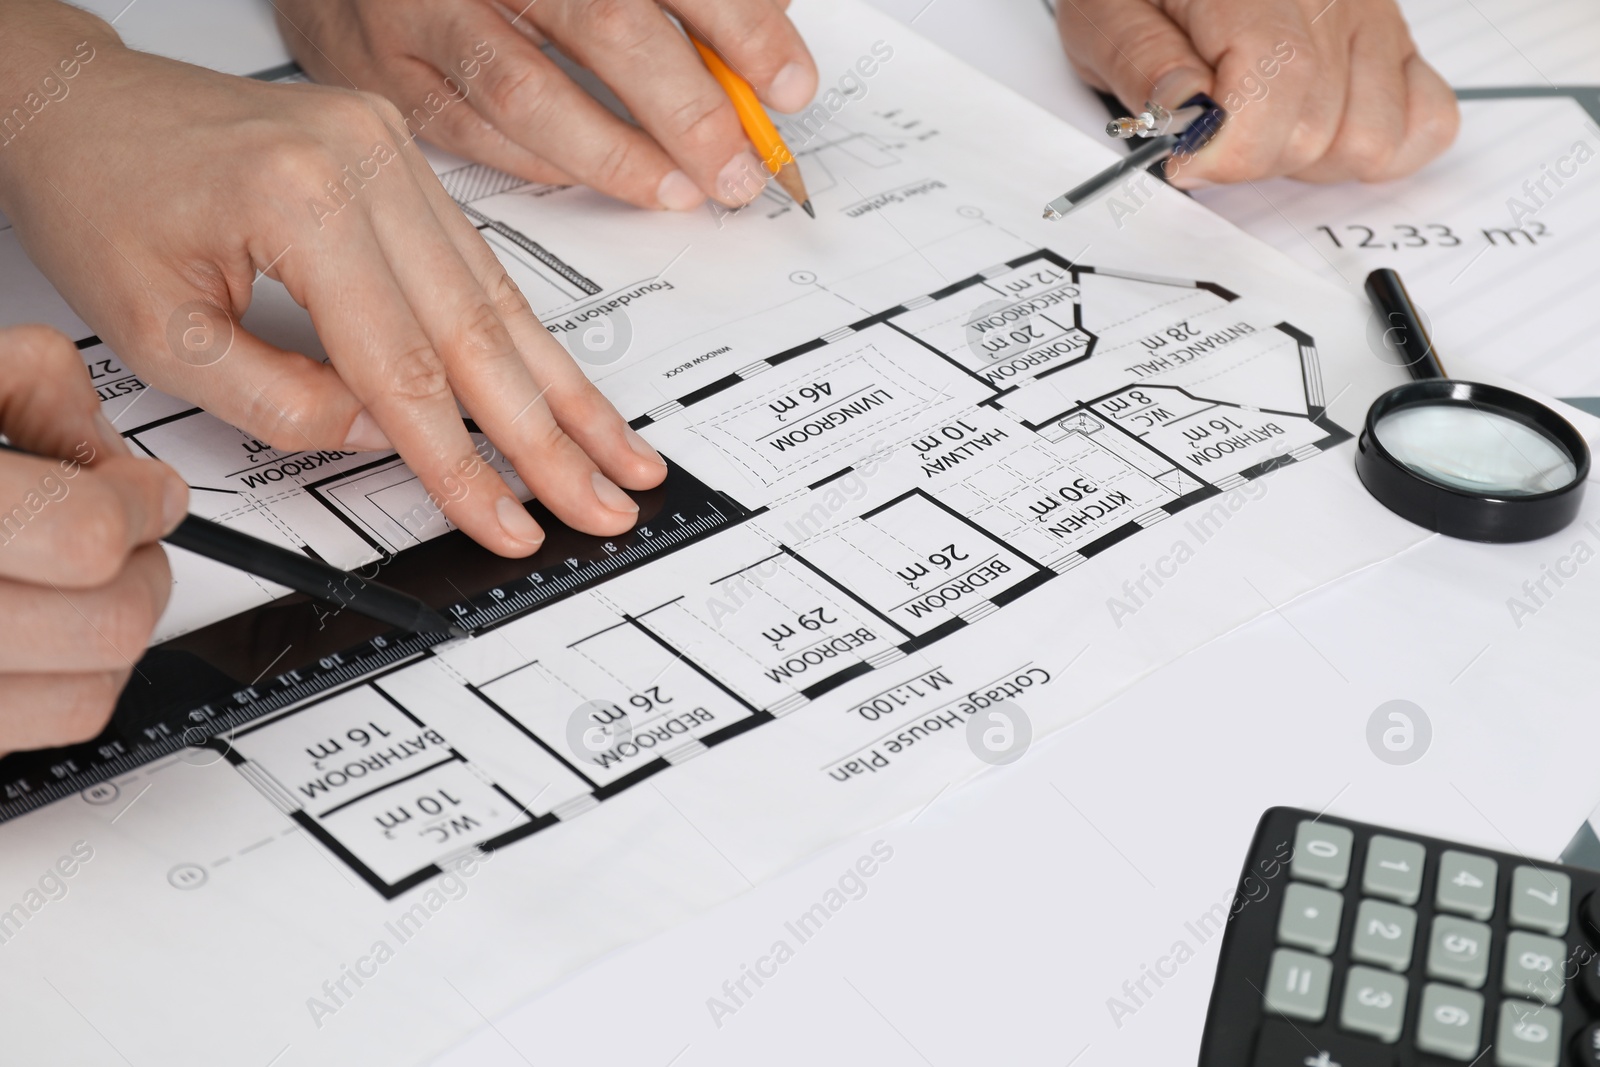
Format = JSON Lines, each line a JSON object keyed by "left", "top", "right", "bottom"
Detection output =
{"left": 1339, "top": 966, "right": 1407, "bottom": 1043}
{"left": 1437, "top": 850, "right": 1498, "bottom": 919}
{"left": 1291, "top": 820, "right": 1353, "bottom": 889}
{"left": 1428, "top": 916, "right": 1491, "bottom": 988}
{"left": 1417, "top": 983, "right": 1484, "bottom": 1061}
{"left": 1495, "top": 999, "right": 1561, "bottom": 1067}
{"left": 1351, "top": 899, "right": 1417, "bottom": 971}
{"left": 1503, "top": 932, "right": 1568, "bottom": 1005}
{"left": 1363, "top": 835, "right": 1425, "bottom": 904}
{"left": 1511, "top": 867, "right": 1570, "bottom": 935}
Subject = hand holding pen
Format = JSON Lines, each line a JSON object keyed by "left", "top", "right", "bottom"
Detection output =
{"left": 0, "top": 324, "right": 471, "bottom": 754}
{"left": 0, "top": 326, "right": 188, "bottom": 753}
{"left": 1052, "top": 0, "right": 1458, "bottom": 186}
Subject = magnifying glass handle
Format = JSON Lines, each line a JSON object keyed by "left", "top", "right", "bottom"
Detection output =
{"left": 1365, "top": 268, "right": 1448, "bottom": 381}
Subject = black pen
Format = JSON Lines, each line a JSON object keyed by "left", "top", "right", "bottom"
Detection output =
{"left": 164, "top": 515, "right": 468, "bottom": 638}
{"left": 1, "top": 441, "right": 467, "bottom": 639}
{"left": 1043, "top": 95, "right": 1227, "bottom": 221}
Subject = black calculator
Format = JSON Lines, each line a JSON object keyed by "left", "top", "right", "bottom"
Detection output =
{"left": 1200, "top": 807, "right": 1600, "bottom": 1066}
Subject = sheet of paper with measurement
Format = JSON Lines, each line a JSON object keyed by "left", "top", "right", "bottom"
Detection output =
{"left": 0, "top": 0, "right": 1429, "bottom": 1061}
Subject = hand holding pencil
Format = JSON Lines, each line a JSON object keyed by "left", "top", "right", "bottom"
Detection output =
{"left": 689, "top": 31, "right": 814, "bottom": 218}
{"left": 274, "top": 0, "right": 821, "bottom": 213}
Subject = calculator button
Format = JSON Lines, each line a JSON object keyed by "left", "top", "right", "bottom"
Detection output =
{"left": 1351, "top": 899, "right": 1417, "bottom": 971}
{"left": 1263, "top": 948, "right": 1332, "bottom": 1022}
{"left": 1436, "top": 850, "right": 1498, "bottom": 920}
{"left": 1277, "top": 883, "right": 1343, "bottom": 955}
{"left": 1291, "top": 820, "right": 1354, "bottom": 889}
{"left": 1250, "top": 1018, "right": 1397, "bottom": 1067}
{"left": 1361, "top": 835, "right": 1425, "bottom": 904}
{"left": 1416, "top": 983, "right": 1484, "bottom": 1061}
{"left": 1582, "top": 890, "right": 1600, "bottom": 946}
{"left": 1339, "top": 965, "right": 1408, "bottom": 1043}
{"left": 1502, "top": 932, "right": 1568, "bottom": 1005}
{"left": 1493, "top": 1000, "right": 1561, "bottom": 1067}
{"left": 1510, "top": 867, "right": 1570, "bottom": 935}
{"left": 1579, "top": 950, "right": 1600, "bottom": 1009}
{"left": 1575, "top": 1020, "right": 1600, "bottom": 1065}
{"left": 1427, "top": 916, "right": 1491, "bottom": 988}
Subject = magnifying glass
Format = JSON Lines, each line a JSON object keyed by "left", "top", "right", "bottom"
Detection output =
{"left": 1356, "top": 268, "right": 1589, "bottom": 543}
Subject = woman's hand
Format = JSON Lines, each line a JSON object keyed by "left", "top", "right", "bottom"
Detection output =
{"left": 1058, "top": 0, "right": 1459, "bottom": 185}
{"left": 0, "top": 0, "right": 667, "bottom": 560}
{"left": 0, "top": 325, "right": 189, "bottom": 753}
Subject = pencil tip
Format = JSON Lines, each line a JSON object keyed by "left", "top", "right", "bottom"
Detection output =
{"left": 448, "top": 625, "right": 471, "bottom": 641}
{"left": 801, "top": 200, "right": 816, "bottom": 219}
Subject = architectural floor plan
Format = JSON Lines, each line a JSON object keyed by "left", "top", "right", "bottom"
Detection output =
{"left": 169, "top": 248, "right": 1351, "bottom": 895}
{"left": 0, "top": 1, "right": 1430, "bottom": 1060}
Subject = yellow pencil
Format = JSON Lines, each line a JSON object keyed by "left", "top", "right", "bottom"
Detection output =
{"left": 689, "top": 34, "right": 814, "bottom": 218}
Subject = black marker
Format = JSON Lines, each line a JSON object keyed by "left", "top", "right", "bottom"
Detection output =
{"left": 0, "top": 441, "right": 467, "bottom": 639}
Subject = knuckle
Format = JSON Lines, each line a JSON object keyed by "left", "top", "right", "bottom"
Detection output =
{"left": 54, "top": 501, "right": 131, "bottom": 585}
{"left": 486, "top": 270, "right": 534, "bottom": 324}
{"left": 663, "top": 91, "right": 738, "bottom": 151}
{"left": 588, "top": 135, "right": 648, "bottom": 193}
{"left": 352, "top": 90, "right": 407, "bottom": 134}
{"left": 92, "top": 582, "right": 160, "bottom": 658}
{"left": 579, "top": 0, "right": 651, "bottom": 51}
{"left": 264, "top": 137, "right": 341, "bottom": 192}
{"left": 719, "top": 11, "right": 790, "bottom": 73}
{"left": 453, "top": 301, "right": 514, "bottom": 360}
{"left": 1283, "top": 118, "right": 1338, "bottom": 174}
{"left": 484, "top": 61, "right": 551, "bottom": 119}
{"left": 1413, "top": 92, "right": 1461, "bottom": 154}
{"left": 1, "top": 323, "right": 78, "bottom": 372}
{"left": 241, "top": 383, "right": 326, "bottom": 451}
{"left": 425, "top": 93, "right": 487, "bottom": 145}
{"left": 527, "top": 417, "right": 574, "bottom": 459}
{"left": 386, "top": 344, "right": 451, "bottom": 404}
{"left": 1341, "top": 128, "right": 1400, "bottom": 182}
{"left": 1111, "top": 24, "right": 1187, "bottom": 83}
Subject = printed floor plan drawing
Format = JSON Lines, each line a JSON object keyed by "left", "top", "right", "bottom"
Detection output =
{"left": 0, "top": 4, "right": 1440, "bottom": 1060}
{"left": 115, "top": 248, "right": 1353, "bottom": 896}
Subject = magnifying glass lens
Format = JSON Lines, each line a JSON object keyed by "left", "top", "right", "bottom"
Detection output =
{"left": 1373, "top": 403, "right": 1579, "bottom": 496}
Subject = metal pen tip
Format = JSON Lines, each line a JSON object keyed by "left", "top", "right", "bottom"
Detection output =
{"left": 447, "top": 625, "right": 471, "bottom": 640}
{"left": 1043, "top": 207, "right": 1062, "bottom": 221}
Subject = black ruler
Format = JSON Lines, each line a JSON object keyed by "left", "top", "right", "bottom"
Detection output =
{"left": 0, "top": 461, "right": 748, "bottom": 822}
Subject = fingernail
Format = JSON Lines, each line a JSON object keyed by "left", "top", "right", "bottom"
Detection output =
{"left": 93, "top": 412, "right": 131, "bottom": 457}
{"left": 657, "top": 169, "right": 704, "bottom": 211}
{"left": 162, "top": 474, "right": 189, "bottom": 534}
{"left": 624, "top": 427, "right": 664, "bottom": 466}
{"left": 342, "top": 409, "right": 392, "bottom": 451}
{"left": 767, "top": 62, "right": 815, "bottom": 113}
{"left": 717, "top": 151, "right": 768, "bottom": 206}
{"left": 496, "top": 495, "right": 544, "bottom": 548}
{"left": 592, "top": 471, "right": 639, "bottom": 514}
{"left": 1151, "top": 67, "right": 1209, "bottom": 107}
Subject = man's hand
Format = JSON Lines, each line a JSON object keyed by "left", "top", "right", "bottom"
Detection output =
{"left": 0, "top": 325, "right": 189, "bottom": 754}
{"left": 1058, "top": 0, "right": 1459, "bottom": 185}
{"left": 272, "top": 0, "right": 819, "bottom": 210}
{"left": 0, "top": 1, "right": 667, "bottom": 560}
